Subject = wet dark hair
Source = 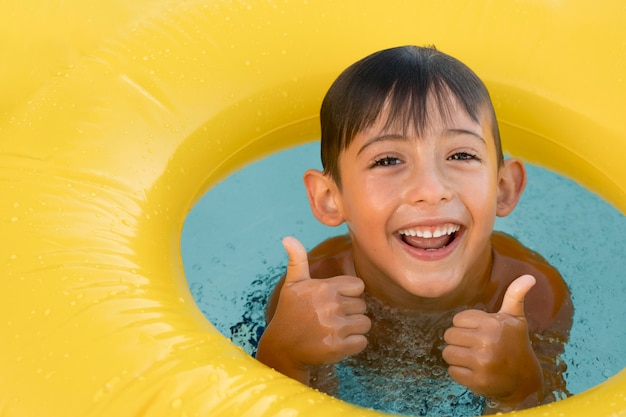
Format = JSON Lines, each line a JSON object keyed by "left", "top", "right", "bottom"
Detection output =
{"left": 320, "top": 45, "right": 503, "bottom": 186}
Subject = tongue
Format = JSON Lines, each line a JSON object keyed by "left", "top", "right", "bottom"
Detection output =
{"left": 402, "top": 234, "right": 452, "bottom": 250}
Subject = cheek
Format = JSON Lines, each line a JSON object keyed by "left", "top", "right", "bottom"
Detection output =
{"left": 458, "top": 173, "right": 499, "bottom": 214}
{"left": 462, "top": 168, "right": 497, "bottom": 195}
{"left": 342, "top": 177, "right": 398, "bottom": 220}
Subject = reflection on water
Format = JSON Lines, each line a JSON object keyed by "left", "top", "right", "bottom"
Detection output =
{"left": 182, "top": 142, "right": 626, "bottom": 415}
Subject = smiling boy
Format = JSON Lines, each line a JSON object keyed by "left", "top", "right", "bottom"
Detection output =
{"left": 256, "top": 46, "right": 573, "bottom": 414}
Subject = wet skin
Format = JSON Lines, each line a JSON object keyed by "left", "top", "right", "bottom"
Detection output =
{"left": 260, "top": 232, "right": 572, "bottom": 413}
{"left": 256, "top": 97, "right": 573, "bottom": 413}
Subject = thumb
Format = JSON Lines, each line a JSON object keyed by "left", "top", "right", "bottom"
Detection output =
{"left": 282, "top": 236, "right": 311, "bottom": 284}
{"left": 498, "top": 274, "right": 536, "bottom": 318}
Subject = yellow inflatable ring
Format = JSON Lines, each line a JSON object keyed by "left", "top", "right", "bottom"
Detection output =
{"left": 1, "top": 1, "right": 625, "bottom": 416}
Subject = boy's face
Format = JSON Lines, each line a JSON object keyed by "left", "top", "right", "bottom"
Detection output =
{"left": 331, "top": 95, "right": 506, "bottom": 306}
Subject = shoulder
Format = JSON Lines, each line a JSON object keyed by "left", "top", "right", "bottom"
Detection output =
{"left": 490, "top": 232, "right": 573, "bottom": 332}
{"left": 308, "top": 234, "right": 355, "bottom": 278}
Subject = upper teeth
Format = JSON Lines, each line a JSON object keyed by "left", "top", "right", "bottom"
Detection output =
{"left": 398, "top": 224, "right": 460, "bottom": 238}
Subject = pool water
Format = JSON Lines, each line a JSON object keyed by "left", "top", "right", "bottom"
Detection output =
{"left": 181, "top": 142, "right": 626, "bottom": 416}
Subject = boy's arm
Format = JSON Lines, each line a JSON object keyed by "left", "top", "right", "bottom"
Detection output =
{"left": 525, "top": 286, "right": 572, "bottom": 405}
{"left": 442, "top": 275, "right": 543, "bottom": 412}
{"left": 256, "top": 237, "right": 371, "bottom": 384}
{"left": 256, "top": 324, "right": 311, "bottom": 384}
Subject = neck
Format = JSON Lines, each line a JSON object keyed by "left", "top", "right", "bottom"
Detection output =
{"left": 354, "top": 246, "right": 493, "bottom": 314}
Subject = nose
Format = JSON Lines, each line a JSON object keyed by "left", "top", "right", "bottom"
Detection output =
{"left": 404, "top": 161, "right": 453, "bottom": 205}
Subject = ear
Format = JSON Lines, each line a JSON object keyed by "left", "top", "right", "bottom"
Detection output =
{"left": 496, "top": 158, "right": 526, "bottom": 217}
{"left": 303, "top": 169, "right": 345, "bottom": 226}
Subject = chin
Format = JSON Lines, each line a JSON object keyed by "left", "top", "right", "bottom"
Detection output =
{"left": 399, "top": 276, "right": 462, "bottom": 300}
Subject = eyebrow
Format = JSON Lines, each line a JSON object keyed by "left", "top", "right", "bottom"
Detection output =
{"left": 356, "top": 128, "right": 485, "bottom": 156}
{"left": 356, "top": 133, "right": 406, "bottom": 156}
{"left": 444, "top": 128, "right": 486, "bottom": 144}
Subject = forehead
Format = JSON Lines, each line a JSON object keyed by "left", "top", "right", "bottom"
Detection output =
{"left": 363, "top": 90, "right": 492, "bottom": 139}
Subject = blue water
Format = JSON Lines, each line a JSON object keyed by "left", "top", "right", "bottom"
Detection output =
{"left": 181, "top": 142, "right": 626, "bottom": 415}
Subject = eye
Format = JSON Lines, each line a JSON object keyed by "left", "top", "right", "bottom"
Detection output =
{"left": 448, "top": 152, "right": 481, "bottom": 162}
{"left": 371, "top": 155, "right": 402, "bottom": 168}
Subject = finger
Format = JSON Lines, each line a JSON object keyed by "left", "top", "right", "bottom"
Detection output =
{"left": 341, "top": 334, "right": 369, "bottom": 356}
{"left": 339, "top": 295, "right": 367, "bottom": 315}
{"left": 282, "top": 236, "right": 311, "bottom": 284}
{"left": 441, "top": 344, "right": 472, "bottom": 367}
{"left": 498, "top": 274, "right": 536, "bottom": 318}
{"left": 447, "top": 364, "right": 474, "bottom": 388}
{"left": 443, "top": 326, "right": 479, "bottom": 348}
{"left": 340, "top": 314, "right": 372, "bottom": 338}
{"left": 336, "top": 276, "right": 365, "bottom": 298}
{"left": 451, "top": 309, "right": 486, "bottom": 329}
{"left": 441, "top": 345, "right": 476, "bottom": 387}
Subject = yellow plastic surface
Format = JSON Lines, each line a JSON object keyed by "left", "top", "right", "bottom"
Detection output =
{"left": 1, "top": 1, "right": 625, "bottom": 416}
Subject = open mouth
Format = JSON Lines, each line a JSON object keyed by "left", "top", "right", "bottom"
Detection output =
{"left": 397, "top": 223, "right": 461, "bottom": 251}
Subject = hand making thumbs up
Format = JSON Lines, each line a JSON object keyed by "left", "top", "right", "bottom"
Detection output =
{"left": 442, "top": 275, "right": 543, "bottom": 408}
{"left": 256, "top": 236, "right": 371, "bottom": 384}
